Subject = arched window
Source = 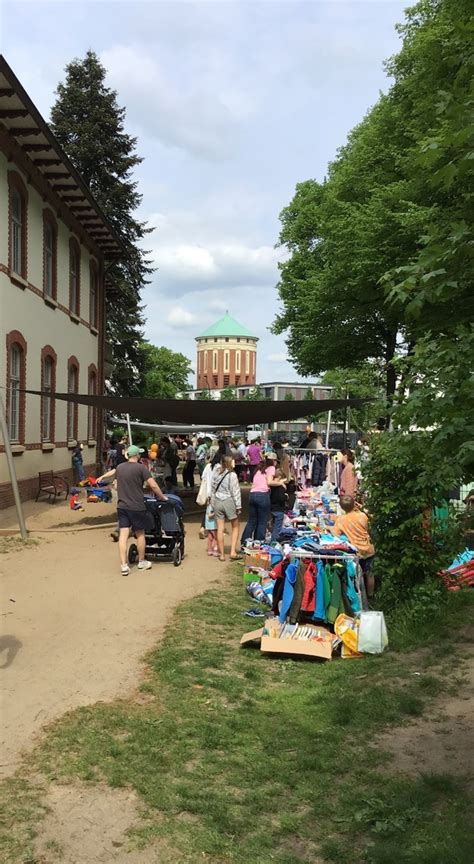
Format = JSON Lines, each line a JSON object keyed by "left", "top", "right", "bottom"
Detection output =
{"left": 89, "top": 260, "right": 98, "bottom": 329}
{"left": 6, "top": 331, "right": 27, "bottom": 444}
{"left": 224, "top": 350, "right": 230, "bottom": 373}
{"left": 88, "top": 366, "right": 97, "bottom": 441}
{"left": 9, "top": 345, "right": 21, "bottom": 442}
{"left": 69, "top": 239, "right": 81, "bottom": 316}
{"left": 67, "top": 359, "right": 79, "bottom": 441}
{"left": 43, "top": 211, "right": 57, "bottom": 299}
{"left": 213, "top": 350, "right": 218, "bottom": 372}
{"left": 41, "top": 348, "right": 57, "bottom": 442}
{"left": 235, "top": 350, "right": 241, "bottom": 374}
{"left": 8, "top": 172, "right": 28, "bottom": 279}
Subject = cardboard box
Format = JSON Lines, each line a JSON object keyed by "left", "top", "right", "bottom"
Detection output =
{"left": 240, "top": 623, "right": 333, "bottom": 661}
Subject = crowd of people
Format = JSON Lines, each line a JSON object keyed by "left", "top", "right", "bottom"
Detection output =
{"left": 96, "top": 430, "right": 371, "bottom": 574}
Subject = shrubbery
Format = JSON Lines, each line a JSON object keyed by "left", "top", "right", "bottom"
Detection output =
{"left": 362, "top": 432, "right": 463, "bottom": 611}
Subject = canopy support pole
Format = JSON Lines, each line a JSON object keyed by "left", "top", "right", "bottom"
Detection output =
{"left": 0, "top": 394, "right": 28, "bottom": 540}
{"left": 325, "top": 410, "right": 331, "bottom": 448}
{"left": 126, "top": 413, "right": 133, "bottom": 445}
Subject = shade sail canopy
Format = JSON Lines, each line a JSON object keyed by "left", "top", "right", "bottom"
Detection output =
{"left": 25, "top": 390, "right": 368, "bottom": 426}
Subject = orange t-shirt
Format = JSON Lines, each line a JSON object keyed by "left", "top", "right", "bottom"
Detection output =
{"left": 334, "top": 510, "right": 375, "bottom": 559}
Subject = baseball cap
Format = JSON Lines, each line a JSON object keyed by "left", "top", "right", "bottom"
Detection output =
{"left": 127, "top": 445, "right": 141, "bottom": 458}
{"left": 266, "top": 452, "right": 278, "bottom": 460}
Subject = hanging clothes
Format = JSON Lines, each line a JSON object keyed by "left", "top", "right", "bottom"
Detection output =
{"left": 300, "top": 561, "right": 317, "bottom": 613}
{"left": 289, "top": 560, "right": 307, "bottom": 624}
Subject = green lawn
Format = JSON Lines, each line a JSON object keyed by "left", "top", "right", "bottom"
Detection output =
{"left": 1, "top": 573, "right": 473, "bottom": 864}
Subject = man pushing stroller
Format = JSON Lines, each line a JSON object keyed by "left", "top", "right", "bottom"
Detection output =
{"left": 97, "top": 445, "right": 168, "bottom": 576}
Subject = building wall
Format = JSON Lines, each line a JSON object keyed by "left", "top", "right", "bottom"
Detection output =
{"left": 196, "top": 336, "right": 257, "bottom": 389}
{"left": 0, "top": 152, "right": 104, "bottom": 508}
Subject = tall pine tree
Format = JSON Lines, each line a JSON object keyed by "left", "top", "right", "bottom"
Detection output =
{"left": 50, "top": 50, "right": 152, "bottom": 395}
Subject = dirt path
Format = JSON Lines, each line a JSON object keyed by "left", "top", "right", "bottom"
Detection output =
{"left": 0, "top": 508, "right": 225, "bottom": 778}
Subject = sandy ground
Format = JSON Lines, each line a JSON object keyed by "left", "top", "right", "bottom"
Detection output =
{"left": 0, "top": 497, "right": 227, "bottom": 778}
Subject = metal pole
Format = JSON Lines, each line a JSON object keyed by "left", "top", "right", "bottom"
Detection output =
{"left": 325, "top": 410, "right": 331, "bottom": 448}
{"left": 126, "top": 413, "right": 133, "bottom": 445}
{"left": 0, "top": 394, "right": 28, "bottom": 540}
{"left": 342, "top": 389, "right": 348, "bottom": 449}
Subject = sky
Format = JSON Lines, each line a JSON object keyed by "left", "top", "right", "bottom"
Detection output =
{"left": 1, "top": 0, "right": 407, "bottom": 387}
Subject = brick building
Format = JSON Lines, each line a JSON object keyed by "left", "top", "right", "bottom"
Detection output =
{"left": 0, "top": 56, "right": 121, "bottom": 508}
{"left": 195, "top": 313, "right": 258, "bottom": 391}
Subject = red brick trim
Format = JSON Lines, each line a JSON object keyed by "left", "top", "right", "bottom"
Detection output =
{"left": 0, "top": 261, "right": 99, "bottom": 331}
{"left": 42, "top": 208, "right": 58, "bottom": 301}
{"left": 68, "top": 236, "right": 81, "bottom": 317}
{"left": 5, "top": 329, "right": 27, "bottom": 445}
{"left": 0, "top": 128, "right": 107, "bottom": 262}
{"left": 7, "top": 170, "right": 28, "bottom": 281}
{"left": 41, "top": 345, "right": 57, "bottom": 443}
{"left": 66, "top": 355, "right": 80, "bottom": 441}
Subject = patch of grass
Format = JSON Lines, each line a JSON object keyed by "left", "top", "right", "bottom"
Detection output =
{"left": 3, "top": 573, "right": 473, "bottom": 864}
{"left": 0, "top": 776, "right": 47, "bottom": 863}
{"left": 0, "top": 536, "right": 40, "bottom": 554}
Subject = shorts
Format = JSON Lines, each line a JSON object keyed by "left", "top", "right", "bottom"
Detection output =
{"left": 360, "top": 555, "right": 375, "bottom": 574}
{"left": 117, "top": 508, "right": 148, "bottom": 531}
{"left": 212, "top": 497, "right": 239, "bottom": 522}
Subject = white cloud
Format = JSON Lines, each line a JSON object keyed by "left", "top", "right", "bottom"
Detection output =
{"left": 268, "top": 353, "right": 288, "bottom": 363}
{"left": 101, "top": 44, "right": 247, "bottom": 160}
{"left": 166, "top": 306, "right": 198, "bottom": 328}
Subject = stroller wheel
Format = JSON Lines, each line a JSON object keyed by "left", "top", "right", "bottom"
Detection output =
{"left": 128, "top": 543, "right": 138, "bottom": 565}
{"left": 172, "top": 544, "right": 182, "bottom": 567}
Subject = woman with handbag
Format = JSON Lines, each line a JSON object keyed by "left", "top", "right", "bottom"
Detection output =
{"left": 210, "top": 456, "right": 242, "bottom": 562}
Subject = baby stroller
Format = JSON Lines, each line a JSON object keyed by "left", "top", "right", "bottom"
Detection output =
{"left": 128, "top": 494, "right": 185, "bottom": 567}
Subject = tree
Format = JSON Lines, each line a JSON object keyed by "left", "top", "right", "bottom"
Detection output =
{"left": 303, "top": 387, "right": 314, "bottom": 401}
{"left": 245, "top": 386, "right": 269, "bottom": 401}
{"left": 382, "top": 0, "right": 474, "bottom": 475}
{"left": 50, "top": 51, "right": 153, "bottom": 395}
{"left": 220, "top": 387, "right": 237, "bottom": 401}
{"left": 272, "top": 93, "right": 423, "bottom": 406}
{"left": 196, "top": 390, "right": 213, "bottom": 401}
{"left": 140, "top": 344, "right": 192, "bottom": 400}
{"left": 284, "top": 392, "right": 295, "bottom": 401}
{"left": 321, "top": 364, "right": 387, "bottom": 432}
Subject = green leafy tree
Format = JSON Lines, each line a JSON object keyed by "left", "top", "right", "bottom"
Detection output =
{"left": 303, "top": 387, "right": 314, "bottom": 401}
{"left": 196, "top": 390, "right": 213, "bottom": 401}
{"left": 284, "top": 392, "right": 295, "bottom": 401}
{"left": 140, "top": 344, "right": 192, "bottom": 400}
{"left": 321, "top": 364, "right": 386, "bottom": 432}
{"left": 381, "top": 0, "right": 474, "bottom": 474}
{"left": 50, "top": 51, "right": 153, "bottom": 395}
{"left": 272, "top": 94, "right": 422, "bottom": 405}
{"left": 220, "top": 387, "right": 237, "bottom": 401}
{"left": 245, "top": 386, "right": 271, "bottom": 401}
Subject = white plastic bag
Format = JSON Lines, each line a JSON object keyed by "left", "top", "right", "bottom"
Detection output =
{"left": 357, "top": 611, "right": 388, "bottom": 654}
{"left": 196, "top": 478, "right": 208, "bottom": 506}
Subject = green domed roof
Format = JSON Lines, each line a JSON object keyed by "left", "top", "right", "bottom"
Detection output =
{"left": 198, "top": 313, "right": 258, "bottom": 340}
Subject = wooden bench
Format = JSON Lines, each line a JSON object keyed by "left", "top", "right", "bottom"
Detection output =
{"left": 36, "top": 471, "right": 70, "bottom": 503}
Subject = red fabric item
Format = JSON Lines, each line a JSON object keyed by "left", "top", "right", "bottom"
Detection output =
{"left": 269, "top": 559, "right": 287, "bottom": 581}
{"left": 301, "top": 561, "right": 317, "bottom": 612}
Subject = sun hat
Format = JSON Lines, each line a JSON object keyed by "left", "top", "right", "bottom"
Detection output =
{"left": 266, "top": 452, "right": 278, "bottom": 460}
{"left": 127, "top": 445, "right": 141, "bottom": 458}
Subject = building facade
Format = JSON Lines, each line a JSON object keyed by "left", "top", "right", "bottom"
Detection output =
{"left": 0, "top": 56, "right": 121, "bottom": 508}
{"left": 196, "top": 313, "right": 258, "bottom": 391}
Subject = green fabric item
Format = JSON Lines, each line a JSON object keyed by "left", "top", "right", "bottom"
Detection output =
{"left": 198, "top": 313, "right": 257, "bottom": 339}
{"left": 323, "top": 564, "right": 331, "bottom": 612}
{"left": 327, "top": 566, "right": 344, "bottom": 625}
{"left": 289, "top": 560, "right": 306, "bottom": 624}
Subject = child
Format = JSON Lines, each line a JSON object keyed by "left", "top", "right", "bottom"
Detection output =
{"left": 270, "top": 469, "right": 288, "bottom": 542}
{"left": 205, "top": 502, "right": 218, "bottom": 557}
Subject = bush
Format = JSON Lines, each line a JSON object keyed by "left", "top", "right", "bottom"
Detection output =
{"left": 362, "top": 432, "right": 462, "bottom": 609}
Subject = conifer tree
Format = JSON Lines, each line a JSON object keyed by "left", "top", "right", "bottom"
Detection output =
{"left": 50, "top": 50, "right": 152, "bottom": 395}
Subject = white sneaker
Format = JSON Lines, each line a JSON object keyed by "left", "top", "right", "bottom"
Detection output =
{"left": 121, "top": 564, "right": 130, "bottom": 576}
{"left": 137, "top": 560, "right": 152, "bottom": 571}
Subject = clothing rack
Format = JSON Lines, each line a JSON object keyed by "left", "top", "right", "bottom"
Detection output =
{"left": 289, "top": 550, "right": 358, "bottom": 561}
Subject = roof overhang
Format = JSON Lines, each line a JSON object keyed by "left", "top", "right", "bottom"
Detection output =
{"left": 0, "top": 55, "right": 123, "bottom": 260}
